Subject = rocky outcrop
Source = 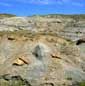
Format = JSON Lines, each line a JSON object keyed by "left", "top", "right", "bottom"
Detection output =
{"left": 0, "top": 33, "right": 84, "bottom": 86}
{"left": 0, "top": 14, "right": 85, "bottom": 86}
{"left": 0, "top": 15, "right": 84, "bottom": 41}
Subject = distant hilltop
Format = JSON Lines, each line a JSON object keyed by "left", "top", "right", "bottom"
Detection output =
{"left": 0, "top": 13, "right": 16, "bottom": 18}
{"left": 0, "top": 13, "right": 85, "bottom": 19}
{"left": 0, "top": 13, "right": 85, "bottom": 41}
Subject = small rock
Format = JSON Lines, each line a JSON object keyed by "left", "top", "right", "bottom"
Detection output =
{"left": 13, "top": 57, "right": 30, "bottom": 66}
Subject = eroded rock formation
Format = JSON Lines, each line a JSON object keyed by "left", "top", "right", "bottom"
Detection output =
{"left": 0, "top": 14, "right": 85, "bottom": 86}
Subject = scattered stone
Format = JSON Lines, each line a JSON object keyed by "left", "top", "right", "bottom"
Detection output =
{"left": 40, "top": 82, "right": 54, "bottom": 86}
{"left": 33, "top": 43, "right": 50, "bottom": 61}
{"left": 13, "top": 57, "right": 29, "bottom": 66}
{"left": 51, "top": 53, "right": 61, "bottom": 59}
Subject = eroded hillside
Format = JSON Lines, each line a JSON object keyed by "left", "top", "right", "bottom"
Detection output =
{"left": 0, "top": 14, "right": 85, "bottom": 86}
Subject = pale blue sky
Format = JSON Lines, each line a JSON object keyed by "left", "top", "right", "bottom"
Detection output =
{"left": 0, "top": 0, "right": 85, "bottom": 16}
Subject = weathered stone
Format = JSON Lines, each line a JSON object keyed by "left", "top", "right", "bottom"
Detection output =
{"left": 0, "top": 15, "right": 85, "bottom": 86}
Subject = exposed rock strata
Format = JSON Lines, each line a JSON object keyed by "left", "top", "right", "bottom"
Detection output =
{"left": 0, "top": 14, "right": 85, "bottom": 86}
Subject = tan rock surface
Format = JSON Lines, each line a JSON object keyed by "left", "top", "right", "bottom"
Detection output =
{"left": 0, "top": 14, "right": 85, "bottom": 86}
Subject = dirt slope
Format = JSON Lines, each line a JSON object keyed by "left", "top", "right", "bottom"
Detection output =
{"left": 0, "top": 14, "right": 85, "bottom": 86}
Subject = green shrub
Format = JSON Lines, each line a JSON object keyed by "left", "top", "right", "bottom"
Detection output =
{"left": 79, "top": 81, "right": 85, "bottom": 86}
{"left": 66, "top": 77, "right": 72, "bottom": 80}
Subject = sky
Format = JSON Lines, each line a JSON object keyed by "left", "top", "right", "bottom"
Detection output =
{"left": 0, "top": 0, "right": 85, "bottom": 16}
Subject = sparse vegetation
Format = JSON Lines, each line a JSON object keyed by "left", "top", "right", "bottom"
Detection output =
{"left": 76, "top": 31, "right": 82, "bottom": 34}
{"left": 66, "top": 77, "right": 72, "bottom": 80}
{"left": 0, "top": 13, "right": 16, "bottom": 19}
{"left": 79, "top": 81, "right": 85, "bottom": 86}
{"left": 35, "top": 14, "right": 85, "bottom": 20}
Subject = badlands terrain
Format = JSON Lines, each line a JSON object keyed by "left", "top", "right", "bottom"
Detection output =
{"left": 0, "top": 14, "right": 85, "bottom": 86}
